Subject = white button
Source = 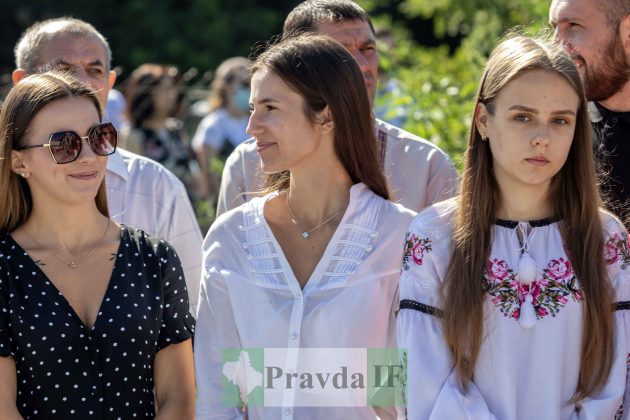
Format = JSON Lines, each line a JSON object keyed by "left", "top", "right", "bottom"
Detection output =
{"left": 370, "top": 231, "right": 379, "bottom": 238}
{"left": 290, "top": 333, "right": 298, "bottom": 340}
{"left": 284, "top": 408, "right": 292, "bottom": 415}
{"left": 366, "top": 246, "right": 373, "bottom": 252}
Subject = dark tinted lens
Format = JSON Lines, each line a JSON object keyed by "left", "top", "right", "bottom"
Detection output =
{"left": 49, "top": 131, "right": 82, "bottom": 164}
{"left": 88, "top": 123, "right": 117, "bottom": 156}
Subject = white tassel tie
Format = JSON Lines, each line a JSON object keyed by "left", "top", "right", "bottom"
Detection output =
{"left": 518, "top": 294, "right": 538, "bottom": 329}
{"left": 516, "top": 223, "right": 538, "bottom": 329}
{"left": 517, "top": 251, "right": 537, "bottom": 285}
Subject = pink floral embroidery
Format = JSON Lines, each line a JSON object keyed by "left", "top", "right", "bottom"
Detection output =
{"left": 482, "top": 257, "right": 583, "bottom": 321}
{"left": 605, "top": 233, "right": 630, "bottom": 268}
{"left": 402, "top": 233, "right": 432, "bottom": 271}
{"left": 547, "top": 258, "right": 572, "bottom": 281}
{"left": 605, "top": 241, "right": 620, "bottom": 265}
{"left": 486, "top": 258, "right": 510, "bottom": 281}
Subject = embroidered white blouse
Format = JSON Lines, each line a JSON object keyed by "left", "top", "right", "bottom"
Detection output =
{"left": 194, "top": 183, "right": 415, "bottom": 419}
{"left": 398, "top": 199, "right": 630, "bottom": 420}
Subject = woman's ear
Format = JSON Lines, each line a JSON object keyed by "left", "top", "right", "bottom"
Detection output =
{"left": 11, "top": 150, "right": 30, "bottom": 178}
{"left": 475, "top": 103, "right": 490, "bottom": 139}
{"left": 476, "top": 103, "right": 489, "bottom": 129}
{"left": 315, "top": 105, "right": 334, "bottom": 133}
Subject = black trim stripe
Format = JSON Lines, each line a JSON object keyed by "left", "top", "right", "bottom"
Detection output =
{"left": 614, "top": 301, "right": 630, "bottom": 311}
{"left": 495, "top": 216, "right": 560, "bottom": 229}
{"left": 400, "top": 299, "right": 443, "bottom": 318}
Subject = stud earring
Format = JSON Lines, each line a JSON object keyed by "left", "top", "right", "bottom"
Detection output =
{"left": 20, "top": 172, "right": 26, "bottom": 178}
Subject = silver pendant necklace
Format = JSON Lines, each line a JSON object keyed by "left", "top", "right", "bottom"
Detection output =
{"left": 22, "top": 219, "right": 111, "bottom": 269}
{"left": 286, "top": 196, "right": 343, "bottom": 239}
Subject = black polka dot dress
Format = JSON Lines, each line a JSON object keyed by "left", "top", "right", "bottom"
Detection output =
{"left": 0, "top": 225, "right": 195, "bottom": 419}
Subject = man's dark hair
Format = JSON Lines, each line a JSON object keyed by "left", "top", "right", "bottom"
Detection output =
{"left": 282, "top": 0, "right": 374, "bottom": 38}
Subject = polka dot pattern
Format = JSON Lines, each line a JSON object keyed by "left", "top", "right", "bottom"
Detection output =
{"left": 0, "top": 225, "right": 195, "bottom": 419}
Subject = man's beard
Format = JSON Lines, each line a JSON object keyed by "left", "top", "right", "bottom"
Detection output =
{"left": 581, "top": 31, "right": 630, "bottom": 102}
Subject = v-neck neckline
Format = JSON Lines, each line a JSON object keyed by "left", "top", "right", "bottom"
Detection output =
{"left": 7, "top": 225, "right": 125, "bottom": 331}
{"left": 257, "top": 190, "right": 356, "bottom": 294}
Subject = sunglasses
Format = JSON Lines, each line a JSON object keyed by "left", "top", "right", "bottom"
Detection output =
{"left": 15, "top": 122, "right": 117, "bottom": 164}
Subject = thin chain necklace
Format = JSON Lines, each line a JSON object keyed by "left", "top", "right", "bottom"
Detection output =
{"left": 286, "top": 196, "right": 343, "bottom": 239}
{"left": 22, "top": 219, "right": 111, "bottom": 269}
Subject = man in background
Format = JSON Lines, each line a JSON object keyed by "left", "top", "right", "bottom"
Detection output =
{"left": 550, "top": 0, "right": 630, "bottom": 221}
{"left": 216, "top": 0, "right": 459, "bottom": 216}
{"left": 13, "top": 18, "right": 203, "bottom": 314}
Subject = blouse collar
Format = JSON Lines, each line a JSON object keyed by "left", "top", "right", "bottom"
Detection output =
{"left": 495, "top": 216, "right": 560, "bottom": 229}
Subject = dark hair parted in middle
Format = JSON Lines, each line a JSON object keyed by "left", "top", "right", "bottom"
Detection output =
{"left": 253, "top": 33, "right": 389, "bottom": 200}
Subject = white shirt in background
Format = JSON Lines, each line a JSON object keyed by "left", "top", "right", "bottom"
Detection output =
{"left": 192, "top": 108, "right": 249, "bottom": 151}
{"left": 105, "top": 88, "right": 129, "bottom": 132}
{"left": 215, "top": 118, "right": 459, "bottom": 216}
{"left": 106, "top": 148, "right": 203, "bottom": 315}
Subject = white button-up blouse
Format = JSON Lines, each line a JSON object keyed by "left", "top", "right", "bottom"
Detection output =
{"left": 194, "top": 183, "right": 415, "bottom": 419}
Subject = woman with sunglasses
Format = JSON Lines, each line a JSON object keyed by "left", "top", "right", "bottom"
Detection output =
{"left": 0, "top": 72, "right": 195, "bottom": 419}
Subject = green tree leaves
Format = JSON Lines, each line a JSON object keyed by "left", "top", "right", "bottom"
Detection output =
{"left": 364, "top": 0, "right": 550, "bottom": 168}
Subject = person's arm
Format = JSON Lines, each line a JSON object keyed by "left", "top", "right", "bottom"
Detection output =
{"left": 0, "top": 356, "right": 22, "bottom": 420}
{"left": 398, "top": 214, "right": 496, "bottom": 419}
{"left": 398, "top": 307, "right": 496, "bottom": 419}
{"left": 195, "top": 220, "right": 247, "bottom": 419}
{"left": 0, "top": 263, "right": 21, "bottom": 420}
{"left": 161, "top": 176, "right": 204, "bottom": 317}
{"left": 152, "top": 239, "right": 196, "bottom": 418}
{"left": 569, "top": 310, "right": 628, "bottom": 419}
{"left": 216, "top": 145, "right": 249, "bottom": 217}
{"left": 154, "top": 340, "right": 195, "bottom": 419}
{"left": 573, "top": 223, "right": 630, "bottom": 419}
{"left": 195, "top": 268, "right": 247, "bottom": 419}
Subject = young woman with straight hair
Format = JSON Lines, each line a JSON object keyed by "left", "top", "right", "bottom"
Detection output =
{"left": 398, "top": 35, "right": 630, "bottom": 419}
{"left": 194, "top": 34, "right": 415, "bottom": 418}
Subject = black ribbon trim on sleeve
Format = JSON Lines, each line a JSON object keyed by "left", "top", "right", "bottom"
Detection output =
{"left": 399, "top": 299, "right": 443, "bottom": 318}
{"left": 613, "top": 301, "right": 630, "bottom": 311}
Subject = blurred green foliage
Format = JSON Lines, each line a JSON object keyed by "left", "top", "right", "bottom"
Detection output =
{"left": 1, "top": 0, "right": 299, "bottom": 76}
{"left": 3, "top": 0, "right": 553, "bottom": 229}
{"left": 364, "top": 0, "right": 550, "bottom": 168}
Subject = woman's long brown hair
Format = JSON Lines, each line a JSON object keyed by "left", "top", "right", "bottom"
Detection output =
{"left": 0, "top": 71, "right": 108, "bottom": 234}
{"left": 443, "top": 36, "right": 613, "bottom": 402}
{"left": 253, "top": 34, "right": 389, "bottom": 200}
